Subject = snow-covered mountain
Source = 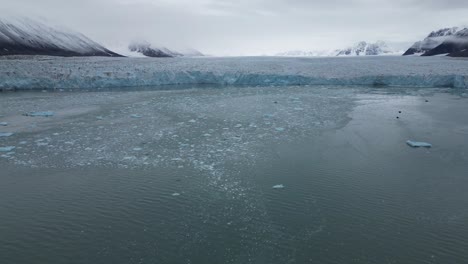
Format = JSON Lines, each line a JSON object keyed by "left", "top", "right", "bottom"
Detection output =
{"left": 336, "top": 41, "right": 398, "bottom": 56}
{"left": 402, "top": 27, "right": 464, "bottom": 56}
{"left": 0, "top": 17, "right": 121, "bottom": 57}
{"left": 126, "top": 41, "right": 204, "bottom": 58}
{"left": 421, "top": 28, "right": 468, "bottom": 57}
{"left": 277, "top": 41, "right": 400, "bottom": 57}
{"left": 128, "top": 41, "right": 176, "bottom": 57}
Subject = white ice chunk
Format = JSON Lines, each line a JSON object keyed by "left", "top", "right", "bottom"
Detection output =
{"left": 406, "top": 140, "right": 432, "bottom": 148}
{"left": 0, "top": 132, "right": 13, "bottom": 137}
{"left": 273, "top": 184, "right": 285, "bottom": 189}
{"left": 172, "top": 193, "right": 181, "bottom": 196}
{"left": 0, "top": 146, "right": 15, "bottom": 152}
{"left": 0, "top": 122, "right": 8, "bottom": 126}
{"left": 130, "top": 114, "right": 142, "bottom": 118}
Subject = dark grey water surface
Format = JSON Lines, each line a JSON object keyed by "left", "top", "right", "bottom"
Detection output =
{"left": 1, "top": 87, "right": 468, "bottom": 264}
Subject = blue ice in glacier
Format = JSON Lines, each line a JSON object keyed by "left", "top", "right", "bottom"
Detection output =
{"left": 24, "top": 111, "right": 55, "bottom": 117}
{"left": 0, "top": 56, "right": 467, "bottom": 90}
{"left": 0, "top": 146, "right": 15, "bottom": 152}
{"left": 406, "top": 140, "right": 432, "bottom": 148}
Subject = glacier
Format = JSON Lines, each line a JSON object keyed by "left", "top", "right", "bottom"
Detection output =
{"left": 0, "top": 56, "right": 467, "bottom": 90}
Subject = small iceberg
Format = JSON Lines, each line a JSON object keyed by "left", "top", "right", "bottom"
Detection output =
{"left": 0, "top": 122, "right": 7, "bottom": 126}
{"left": 0, "top": 132, "right": 13, "bottom": 137}
{"left": 130, "top": 114, "right": 142, "bottom": 118}
{"left": 272, "top": 184, "right": 285, "bottom": 189}
{"left": 172, "top": 193, "right": 181, "bottom": 196}
{"left": 0, "top": 146, "right": 15, "bottom": 152}
{"left": 24, "top": 111, "right": 55, "bottom": 117}
{"left": 406, "top": 140, "right": 432, "bottom": 148}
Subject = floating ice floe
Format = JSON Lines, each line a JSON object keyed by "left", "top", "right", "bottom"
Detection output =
{"left": 0, "top": 146, "right": 15, "bottom": 152}
{"left": 0, "top": 122, "right": 7, "bottom": 126}
{"left": 275, "top": 127, "right": 285, "bottom": 132}
{"left": 130, "top": 114, "right": 142, "bottom": 118}
{"left": 273, "top": 184, "right": 285, "bottom": 189}
{"left": 0, "top": 132, "right": 13, "bottom": 137}
{"left": 172, "top": 193, "right": 181, "bottom": 196}
{"left": 406, "top": 140, "right": 432, "bottom": 148}
{"left": 24, "top": 111, "right": 55, "bottom": 117}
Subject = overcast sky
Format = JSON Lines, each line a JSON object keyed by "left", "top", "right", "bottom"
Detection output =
{"left": 4, "top": 0, "right": 468, "bottom": 55}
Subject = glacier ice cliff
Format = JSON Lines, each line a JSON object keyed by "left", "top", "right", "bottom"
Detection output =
{"left": 0, "top": 56, "right": 466, "bottom": 90}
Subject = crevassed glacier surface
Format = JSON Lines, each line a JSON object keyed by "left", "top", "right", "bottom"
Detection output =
{"left": 0, "top": 56, "right": 467, "bottom": 90}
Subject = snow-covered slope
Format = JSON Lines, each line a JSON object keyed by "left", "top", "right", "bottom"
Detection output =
{"left": 336, "top": 41, "right": 398, "bottom": 56}
{"left": 127, "top": 41, "right": 204, "bottom": 58}
{"left": 403, "top": 27, "right": 460, "bottom": 56}
{"left": 0, "top": 17, "right": 121, "bottom": 57}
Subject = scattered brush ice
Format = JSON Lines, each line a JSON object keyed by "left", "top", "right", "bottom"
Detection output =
{"left": 24, "top": 111, "right": 55, "bottom": 117}
{"left": 0, "top": 132, "right": 13, "bottom": 137}
{"left": 0, "top": 146, "right": 15, "bottom": 152}
{"left": 273, "top": 184, "right": 285, "bottom": 189}
{"left": 0, "top": 122, "right": 7, "bottom": 126}
{"left": 406, "top": 140, "right": 432, "bottom": 148}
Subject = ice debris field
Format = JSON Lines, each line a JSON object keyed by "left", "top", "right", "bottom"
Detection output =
{"left": 0, "top": 56, "right": 468, "bottom": 90}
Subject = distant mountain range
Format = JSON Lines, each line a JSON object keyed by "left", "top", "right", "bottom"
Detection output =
{"left": 0, "top": 17, "right": 121, "bottom": 57}
{"left": 277, "top": 41, "right": 401, "bottom": 57}
{"left": 1, "top": 16, "right": 467, "bottom": 58}
{"left": 403, "top": 27, "right": 468, "bottom": 57}
{"left": 276, "top": 50, "right": 337, "bottom": 57}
